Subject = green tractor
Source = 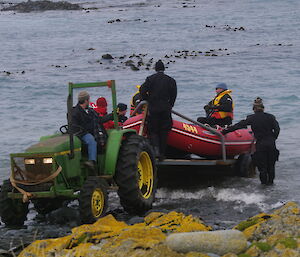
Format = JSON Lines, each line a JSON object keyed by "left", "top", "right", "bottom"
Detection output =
{"left": 0, "top": 80, "right": 157, "bottom": 226}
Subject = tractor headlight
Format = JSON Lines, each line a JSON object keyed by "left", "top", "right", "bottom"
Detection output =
{"left": 43, "top": 158, "right": 53, "bottom": 164}
{"left": 24, "top": 159, "right": 35, "bottom": 165}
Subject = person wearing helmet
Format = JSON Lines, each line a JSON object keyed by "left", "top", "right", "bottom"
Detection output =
{"left": 92, "top": 97, "right": 115, "bottom": 130}
{"left": 130, "top": 85, "right": 142, "bottom": 116}
{"left": 222, "top": 97, "right": 280, "bottom": 185}
{"left": 197, "top": 83, "right": 234, "bottom": 126}
{"left": 140, "top": 60, "right": 177, "bottom": 161}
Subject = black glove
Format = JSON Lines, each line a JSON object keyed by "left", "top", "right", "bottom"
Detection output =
{"left": 210, "top": 104, "right": 219, "bottom": 110}
{"left": 204, "top": 105, "right": 210, "bottom": 112}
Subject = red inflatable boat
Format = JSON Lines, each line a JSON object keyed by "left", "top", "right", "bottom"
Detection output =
{"left": 123, "top": 114, "right": 255, "bottom": 159}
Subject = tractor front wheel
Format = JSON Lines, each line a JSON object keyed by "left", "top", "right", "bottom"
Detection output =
{"left": 79, "top": 177, "right": 108, "bottom": 224}
{"left": 114, "top": 134, "right": 157, "bottom": 215}
{"left": 0, "top": 180, "right": 29, "bottom": 226}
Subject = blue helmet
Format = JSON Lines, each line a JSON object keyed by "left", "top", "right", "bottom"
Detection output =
{"left": 216, "top": 83, "right": 228, "bottom": 90}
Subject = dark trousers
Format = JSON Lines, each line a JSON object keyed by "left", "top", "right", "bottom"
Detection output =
{"left": 197, "top": 116, "right": 232, "bottom": 127}
{"left": 252, "top": 149, "right": 278, "bottom": 185}
{"left": 148, "top": 110, "right": 172, "bottom": 157}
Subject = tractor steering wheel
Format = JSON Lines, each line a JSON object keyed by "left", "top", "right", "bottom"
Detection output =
{"left": 60, "top": 125, "right": 69, "bottom": 134}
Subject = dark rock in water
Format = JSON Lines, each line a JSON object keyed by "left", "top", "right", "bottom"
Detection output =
{"left": 130, "top": 65, "right": 139, "bottom": 71}
{"left": 124, "top": 60, "right": 134, "bottom": 66}
{"left": 46, "top": 206, "right": 80, "bottom": 226}
{"left": 1, "top": 0, "right": 82, "bottom": 13}
{"left": 102, "top": 53, "right": 114, "bottom": 59}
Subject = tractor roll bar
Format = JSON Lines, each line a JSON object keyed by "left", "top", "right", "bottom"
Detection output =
{"left": 130, "top": 100, "right": 148, "bottom": 136}
{"left": 130, "top": 100, "right": 148, "bottom": 117}
{"left": 67, "top": 81, "right": 118, "bottom": 159}
{"left": 171, "top": 110, "right": 227, "bottom": 162}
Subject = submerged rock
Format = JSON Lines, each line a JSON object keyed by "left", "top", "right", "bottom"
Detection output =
{"left": 1, "top": 0, "right": 82, "bottom": 13}
{"left": 102, "top": 53, "right": 114, "bottom": 60}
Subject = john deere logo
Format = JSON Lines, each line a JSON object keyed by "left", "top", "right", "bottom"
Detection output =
{"left": 182, "top": 123, "right": 198, "bottom": 134}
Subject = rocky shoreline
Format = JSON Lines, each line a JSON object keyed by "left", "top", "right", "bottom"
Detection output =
{"left": 13, "top": 202, "right": 299, "bottom": 257}
{"left": 1, "top": 0, "right": 82, "bottom": 12}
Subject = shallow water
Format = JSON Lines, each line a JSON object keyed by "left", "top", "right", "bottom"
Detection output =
{"left": 0, "top": 0, "right": 299, "bottom": 248}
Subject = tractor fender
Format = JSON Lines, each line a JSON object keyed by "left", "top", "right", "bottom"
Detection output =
{"left": 103, "top": 129, "right": 136, "bottom": 175}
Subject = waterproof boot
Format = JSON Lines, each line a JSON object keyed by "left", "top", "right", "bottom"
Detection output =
{"left": 259, "top": 170, "right": 268, "bottom": 185}
{"left": 267, "top": 173, "right": 274, "bottom": 185}
{"left": 84, "top": 160, "right": 97, "bottom": 175}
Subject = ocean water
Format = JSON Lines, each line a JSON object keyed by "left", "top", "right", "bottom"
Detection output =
{"left": 0, "top": 0, "right": 300, "bottom": 225}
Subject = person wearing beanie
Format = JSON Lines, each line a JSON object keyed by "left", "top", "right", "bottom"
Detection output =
{"left": 117, "top": 103, "right": 128, "bottom": 124}
{"left": 140, "top": 60, "right": 177, "bottom": 161}
{"left": 197, "top": 83, "right": 234, "bottom": 126}
{"left": 71, "top": 91, "right": 109, "bottom": 171}
{"left": 222, "top": 97, "right": 280, "bottom": 185}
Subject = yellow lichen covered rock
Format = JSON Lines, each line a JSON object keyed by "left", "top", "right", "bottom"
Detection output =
{"left": 18, "top": 202, "right": 300, "bottom": 257}
{"left": 233, "top": 213, "right": 276, "bottom": 239}
{"left": 19, "top": 211, "right": 209, "bottom": 257}
{"left": 221, "top": 253, "right": 238, "bottom": 257}
{"left": 145, "top": 211, "right": 211, "bottom": 233}
{"left": 233, "top": 202, "right": 300, "bottom": 257}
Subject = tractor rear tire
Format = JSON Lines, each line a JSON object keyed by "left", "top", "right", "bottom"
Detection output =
{"left": 0, "top": 180, "right": 29, "bottom": 226}
{"left": 33, "top": 199, "right": 64, "bottom": 215}
{"left": 234, "top": 153, "right": 256, "bottom": 177}
{"left": 79, "top": 176, "right": 108, "bottom": 224}
{"left": 114, "top": 134, "right": 157, "bottom": 215}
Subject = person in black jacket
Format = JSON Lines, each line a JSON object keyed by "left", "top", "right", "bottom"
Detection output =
{"left": 71, "top": 91, "right": 110, "bottom": 169}
{"left": 117, "top": 103, "right": 128, "bottom": 124}
{"left": 197, "top": 83, "right": 234, "bottom": 126}
{"left": 222, "top": 97, "right": 280, "bottom": 185}
{"left": 140, "top": 60, "right": 177, "bottom": 160}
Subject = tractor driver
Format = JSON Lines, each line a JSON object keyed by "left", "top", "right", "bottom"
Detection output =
{"left": 71, "top": 91, "right": 107, "bottom": 170}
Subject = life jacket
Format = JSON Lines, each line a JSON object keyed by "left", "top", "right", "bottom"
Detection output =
{"left": 130, "top": 85, "right": 142, "bottom": 115}
{"left": 211, "top": 90, "right": 234, "bottom": 119}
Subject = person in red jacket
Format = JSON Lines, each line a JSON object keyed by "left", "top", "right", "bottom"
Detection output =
{"left": 91, "top": 97, "right": 115, "bottom": 130}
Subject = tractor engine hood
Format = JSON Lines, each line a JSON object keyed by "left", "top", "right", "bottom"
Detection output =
{"left": 26, "top": 134, "right": 81, "bottom": 154}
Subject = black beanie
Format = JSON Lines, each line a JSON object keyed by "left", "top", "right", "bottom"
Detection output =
{"left": 253, "top": 97, "right": 264, "bottom": 112}
{"left": 117, "top": 103, "right": 127, "bottom": 111}
{"left": 155, "top": 60, "right": 165, "bottom": 71}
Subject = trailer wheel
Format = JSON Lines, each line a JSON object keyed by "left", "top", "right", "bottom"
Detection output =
{"left": 0, "top": 180, "right": 29, "bottom": 226}
{"left": 234, "top": 154, "right": 256, "bottom": 177}
{"left": 79, "top": 177, "right": 108, "bottom": 224}
{"left": 114, "top": 134, "right": 157, "bottom": 215}
{"left": 33, "top": 199, "right": 64, "bottom": 215}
